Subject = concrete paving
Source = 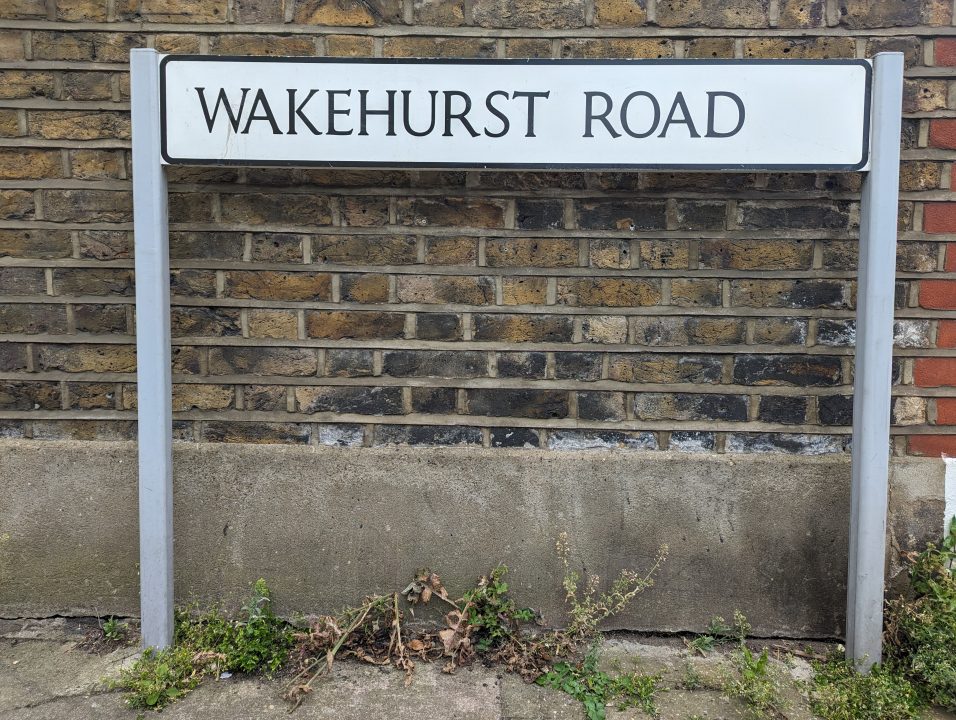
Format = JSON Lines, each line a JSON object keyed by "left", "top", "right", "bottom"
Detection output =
{"left": 2, "top": 618, "right": 955, "bottom": 720}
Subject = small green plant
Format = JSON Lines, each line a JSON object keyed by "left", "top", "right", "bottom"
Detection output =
{"left": 809, "top": 653, "right": 923, "bottom": 720}
{"left": 115, "top": 580, "right": 293, "bottom": 710}
{"left": 462, "top": 565, "right": 535, "bottom": 652}
{"left": 113, "top": 645, "right": 209, "bottom": 710}
{"left": 687, "top": 610, "right": 750, "bottom": 655}
{"left": 885, "top": 517, "right": 956, "bottom": 710}
{"left": 177, "top": 579, "right": 293, "bottom": 675}
{"left": 102, "top": 616, "right": 126, "bottom": 642}
{"left": 536, "top": 647, "right": 661, "bottom": 720}
{"left": 725, "top": 644, "right": 787, "bottom": 719}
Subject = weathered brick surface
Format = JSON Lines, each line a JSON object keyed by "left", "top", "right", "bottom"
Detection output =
{"left": 0, "top": 3, "right": 950, "bottom": 455}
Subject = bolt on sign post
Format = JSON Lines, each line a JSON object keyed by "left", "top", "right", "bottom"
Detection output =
{"left": 131, "top": 49, "right": 903, "bottom": 668}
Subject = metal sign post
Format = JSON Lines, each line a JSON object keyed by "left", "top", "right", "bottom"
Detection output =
{"left": 846, "top": 51, "right": 904, "bottom": 668}
{"left": 130, "top": 48, "right": 174, "bottom": 648}
{"left": 130, "top": 49, "right": 904, "bottom": 667}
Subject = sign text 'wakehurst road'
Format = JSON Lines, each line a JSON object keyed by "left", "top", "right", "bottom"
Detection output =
{"left": 160, "top": 57, "right": 871, "bottom": 171}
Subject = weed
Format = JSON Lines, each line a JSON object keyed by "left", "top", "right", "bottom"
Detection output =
{"left": 724, "top": 644, "right": 787, "bottom": 719}
{"left": 102, "top": 617, "right": 126, "bottom": 642}
{"left": 558, "top": 534, "right": 668, "bottom": 642}
{"left": 809, "top": 653, "right": 923, "bottom": 720}
{"left": 681, "top": 661, "right": 702, "bottom": 690}
{"left": 686, "top": 610, "right": 751, "bottom": 655}
{"left": 78, "top": 615, "right": 136, "bottom": 654}
{"left": 113, "top": 645, "right": 212, "bottom": 710}
{"left": 885, "top": 516, "right": 956, "bottom": 710}
{"left": 536, "top": 647, "right": 661, "bottom": 720}
{"left": 176, "top": 579, "right": 293, "bottom": 675}
{"left": 462, "top": 565, "right": 536, "bottom": 652}
{"left": 114, "top": 580, "right": 292, "bottom": 710}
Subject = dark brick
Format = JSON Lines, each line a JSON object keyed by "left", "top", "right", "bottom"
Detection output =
{"left": 316, "top": 424, "right": 365, "bottom": 447}
{"left": 577, "top": 200, "right": 667, "bottom": 230}
{"left": 473, "top": 314, "right": 573, "bottom": 343}
{"left": 669, "top": 431, "right": 716, "bottom": 452}
{"left": 816, "top": 319, "right": 855, "bottom": 347}
{"left": 727, "top": 432, "right": 847, "bottom": 455}
{"left": 383, "top": 350, "right": 487, "bottom": 378}
{"left": 758, "top": 395, "right": 808, "bottom": 425}
{"left": 374, "top": 424, "right": 482, "bottom": 446}
{"left": 313, "top": 235, "right": 418, "bottom": 265}
{"left": 77, "top": 230, "right": 131, "bottom": 260}
{"left": 326, "top": 349, "right": 374, "bottom": 377}
{"left": 170, "top": 231, "right": 244, "bottom": 260}
{"left": 395, "top": 197, "right": 506, "bottom": 228}
{"left": 675, "top": 200, "right": 726, "bottom": 230}
{"left": 202, "top": 421, "right": 311, "bottom": 444}
{"left": 0, "top": 229, "right": 72, "bottom": 259}
{"left": 0, "top": 304, "right": 67, "bottom": 334}
{"left": 515, "top": 199, "right": 564, "bottom": 229}
{"left": 417, "top": 313, "right": 462, "bottom": 341}
{"left": 220, "top": 193, "right": 332, "bottom": 225}
{"left": 548, "top": 429, "right": 657, "bottom": 450}
{"left": 411, "top": 387, "right": 457, "bottom": 414}
{"left": 819, "top": 394, "right": 853, "bottom": 425}
{"left": 243, "top": 385, "right": 286, "bottom": 411}
{"left": 170, "top": 307, "right": 241, "bottom": 337}
{"left": 467, "top": 389, "right": 569, "bottom": 419}
{"left": 54, "top": 269, "right": 133, "bottom": 296}
{"left": 490, "top": 427, "right": 541, "bottom": 448}
{"left": 733, "top": 355, "right": 842, "bottom": 386}
{"left": 633, "top": 393, "right": 749, "bottom": 421}
{"left": 75, "top": 304, "right": 127, "bottom": 333}
{"left": 737, "top": 202, "right": 850, "bottom": 230}
{"left": 577, "top": 391, "right": 626, "bottom": 421}
{"left": 341, "top": 274, "right": 388, "bottom": 303}
{"left": 208, "top": 347, "right": 318, "bottom": 376}
{"left": 0, "top": 381, "right": 60, "bottom": 410}
{"left": 555, "top": 352, "right": 603, "bottom": 381}
{"left": 67, "top": 382, "right": 115, "bottom": 410}
{"left": 731, "top": 279, "right": 849, "bottom": 309}
{"left": 43, "top": 189, "right": 130, "bottom": 222}
{"left": 0, "top": 268, "right": 45, "bottom": 295}
{"left": 296, "top": 386, "right": 404, "bottom": 415}
{"left": 170, "top": 269, "right": 217, "bottom": 298}
{"left": 168, "top": 192, "right": 214, "bottom": 223}
{"left": 496, "top": 351, "right": 547, "bottom": 378}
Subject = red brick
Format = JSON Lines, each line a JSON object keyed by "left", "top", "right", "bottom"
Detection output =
{"left": 923, "top": 203, "right": 956, "bottom": 233}
{"left": 946, "top": 243, "right": 956, "bottom": 271}
{"left": 929, "top": 119, "right": 956, "bottom": 148}
{"left": 937, "top": 398, "right": 956, "bottom": 425}
{"left": 938, "top": 320, "right": 956, "bottom": 348}
{"left": 936, "top": 38, "right": 956, "bottom": 66}
{"left": 914, "top": 358, "right": 956, "bottom": 386}
{"left": 908, "top": 435, "right": 956, "bottom": 456}
{"left": 919, "top": 279, "right": 956, "bottom": 309}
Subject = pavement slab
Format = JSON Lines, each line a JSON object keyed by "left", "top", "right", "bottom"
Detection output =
{"left": 2, "top": 620, "right": 956, "bottom": 720}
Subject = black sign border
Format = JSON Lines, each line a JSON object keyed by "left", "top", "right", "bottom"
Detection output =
{"left": 159, "top": 56, "right": 872, "bottom": 172}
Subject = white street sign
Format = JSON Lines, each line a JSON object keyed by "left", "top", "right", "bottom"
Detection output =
{"left": 160, "top": 58, "right": 871, "bottom": 170}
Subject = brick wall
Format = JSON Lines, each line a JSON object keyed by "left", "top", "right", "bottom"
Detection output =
{"left": 0, "top": 0, "right": 954, "bottom": 456}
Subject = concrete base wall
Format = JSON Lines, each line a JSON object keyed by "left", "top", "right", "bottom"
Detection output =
{"left": 0, "top": 440, "right": 946, "bottom": 637}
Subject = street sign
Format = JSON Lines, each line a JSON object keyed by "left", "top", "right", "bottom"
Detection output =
{"left": 160, "top": 58, "right": 871, "bottom": 170}
{"left": 135, "top": 51, "right": 901, "bottom": 670}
